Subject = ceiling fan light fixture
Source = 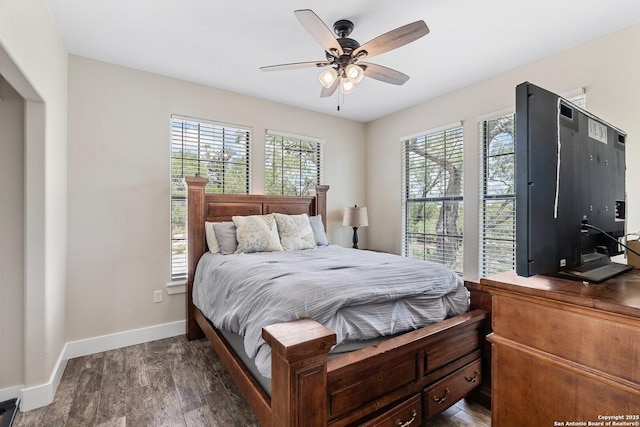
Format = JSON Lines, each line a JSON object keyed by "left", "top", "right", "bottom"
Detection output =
{"left": 319, "top": 67, "right": 338, "bottom": 88}
{"left": 345, "top": 64, "right": 364, "bottom": 83}
{"left": 340, "top": 77, "right": 355, "bottom": 94}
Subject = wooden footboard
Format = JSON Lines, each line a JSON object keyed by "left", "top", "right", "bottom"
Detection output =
{"left": 196, "top": 306, "right": 485, "bottom": 427}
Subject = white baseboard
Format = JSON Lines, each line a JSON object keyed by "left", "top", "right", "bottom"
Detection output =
{"left": 64, "top": 320, "right": 186, "bottom": 359}
{"left": 20, "top": 347, "right": 68, "bottom": 412}
{"left": 18, "top": 320, "right": 186, "bottom": 412}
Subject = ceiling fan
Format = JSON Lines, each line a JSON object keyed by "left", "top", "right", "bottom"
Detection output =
{"left": 260, "top": 9, "right": 430, "bottom": 97}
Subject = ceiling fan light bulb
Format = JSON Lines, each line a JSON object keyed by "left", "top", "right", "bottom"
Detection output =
{"left": 345, "top": 64, "right": 364, "bottom": 83}
{"left": 341, "top": 78, "right": 355, "bottom": 94}
{"left": 319, "top": 68, "right": 338, "bottom": 88}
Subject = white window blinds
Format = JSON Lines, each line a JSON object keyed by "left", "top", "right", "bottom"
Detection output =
{"left": 403, "top": 125, "right": 464, "bottom": 274}
{"left": 170, "top": 115, "right": 250, "bottom": 280}
{"left": 479, "top": 114, "right": 516, "bottom": 277}
{"left": 265, "top": 131, "right": 323, "bottom": 196}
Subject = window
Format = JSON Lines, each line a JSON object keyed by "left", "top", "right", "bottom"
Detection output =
{"left": 403, "top": 124, "right": 464, "bottom": 273}
{"left": 479, "top": 114, "right": 516, "bottom": 277}
{"left": 265, "top": 130, "right": 323, "bottom": 196}
{"left": 170, "top": 116, "right": 250, "bottom": 280}
{"left": 479, "top": 93, "right": 586, "bottom": 277}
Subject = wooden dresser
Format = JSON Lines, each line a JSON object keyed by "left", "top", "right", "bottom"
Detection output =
{"left": 480, "top": 270, "right": 640, "bottom": 426}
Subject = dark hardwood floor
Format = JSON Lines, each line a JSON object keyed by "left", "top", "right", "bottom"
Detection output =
{"left": 13, "top": 336, "right": 490, "bottom": 426}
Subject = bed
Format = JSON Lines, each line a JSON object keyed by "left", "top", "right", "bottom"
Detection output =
{"left": 185, "top": 176, "right": 488, "bottom": 426}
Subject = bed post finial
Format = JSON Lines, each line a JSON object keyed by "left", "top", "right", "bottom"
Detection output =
{"left": 185, "top": 176, "right": 209, "bottom": 340}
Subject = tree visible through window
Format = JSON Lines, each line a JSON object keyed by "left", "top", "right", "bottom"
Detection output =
{"left": 170, "top": 116, "right": 250, "bottom": 280}
{"left": 403, "top": 125, "right": 464, "bottom": 273}
{"left": 480, "top": 114, "right": 516, "bottom": 277}
{"left": 265, "top": 131, "right": 322, "bottom": 196}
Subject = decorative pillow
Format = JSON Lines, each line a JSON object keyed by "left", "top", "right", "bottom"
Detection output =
{"left": 205, "top": 222, "right": 220, "bottom": 253}
{"left": 212, "top": 222, "right": 237, "bottom": 255}
{"left": 273, "top": 213, "right": 316, "bottom": 251}
{"left": 309, "top": 214, "right": 329, "bottom": 246}
{"left": 233, "top": 214, "right": 283, "bottom": 253}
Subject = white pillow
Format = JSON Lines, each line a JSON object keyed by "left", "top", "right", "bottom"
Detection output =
{"left": 232, "top": 214, "right": 283, "bottom": 253}
{"left": 205, "top": 222, "right": 220, "bottom": 253}
{"left": 273, "top": 213, "right": 316, "bottom": 251}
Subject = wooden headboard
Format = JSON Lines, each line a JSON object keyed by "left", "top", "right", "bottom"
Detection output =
{"left": 184, "top": 176, "right": 329, "bottom": 339}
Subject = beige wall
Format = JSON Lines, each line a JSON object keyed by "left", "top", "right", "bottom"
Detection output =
{"left": 0, "top": 76, "right": 24, "bottom": 391}
{"left": 365, "top": 23, "right": 640, "bottom": 281}
{"left": 65, "top": 55, "right": 366, "bottom": 342}
{"left": 0, "top": 0, "right": 68, "bottom": 406}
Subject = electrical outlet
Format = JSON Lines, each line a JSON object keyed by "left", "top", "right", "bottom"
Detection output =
{"left": 153, "top": 290, "right": 163, "bottom": 303}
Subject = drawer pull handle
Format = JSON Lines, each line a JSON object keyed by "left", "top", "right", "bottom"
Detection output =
{"left": 396, "top": 409, "right": 418, "bottom": 427}
{"left": 465, "top": 370, "right": 480, "bottom": 383}
{"left": 432, "top": 388, "right": 450, "bottom": 405}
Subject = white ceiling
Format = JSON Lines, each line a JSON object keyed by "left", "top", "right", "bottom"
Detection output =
{"left": 47, "top": 0, "right": 640, "bottom": 123}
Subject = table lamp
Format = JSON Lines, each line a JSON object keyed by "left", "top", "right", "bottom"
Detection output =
{"left": 343, "top": 205, "right": 368, "bottom": 249}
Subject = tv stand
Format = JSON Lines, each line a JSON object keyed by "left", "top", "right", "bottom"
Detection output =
{"left": 558, "top": 252, "right": 632, "bottom": 282}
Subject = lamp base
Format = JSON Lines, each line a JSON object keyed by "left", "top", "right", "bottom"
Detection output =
{"left": 352, "top": 226, "right": 359, "bottom": 249}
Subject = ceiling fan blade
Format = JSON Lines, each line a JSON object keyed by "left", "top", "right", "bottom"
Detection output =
{"left": 294, "top": 9, "right": 343, "bottom": 57}
{"left": 354, "top": 21, "right": 429, "bottom": 60}
{"left": 320, "top": 77, "right": 340, "bottom": 98}
{"left": 360, "top": 62, "right": 410, "bottom": 85}
{"left": 260, "top": 61, "right": 330, "bottom": 72}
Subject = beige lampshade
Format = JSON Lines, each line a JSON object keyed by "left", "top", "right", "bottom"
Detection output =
{"left": 343, "top": 206, "right": 369, "bottom": 227}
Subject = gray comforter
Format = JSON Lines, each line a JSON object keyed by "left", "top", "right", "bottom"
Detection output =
{"left": 193, "top": 245, "right": 469, "bottom": 378}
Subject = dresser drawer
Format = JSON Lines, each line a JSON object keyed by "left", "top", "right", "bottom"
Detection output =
{"left": 359, "top": 394, "right": 422, "bottom": 427}
{"left": 492, "top": 294, "right": 640, "bottom": 384}
{"left": 424, "top": 359, "right": 481, "bottom": 416}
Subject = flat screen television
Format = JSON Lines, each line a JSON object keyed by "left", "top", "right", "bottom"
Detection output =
{"left": 515, "top": 82, "right": 631, "bottom": 282}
